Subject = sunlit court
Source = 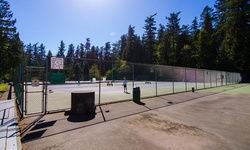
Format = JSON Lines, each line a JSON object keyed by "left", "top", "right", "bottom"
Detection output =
{"left": 24, "top": 80, "right": 226, "bottom": 114}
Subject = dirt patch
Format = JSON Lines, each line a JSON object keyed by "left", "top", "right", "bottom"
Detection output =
{"left": 125, "top": 113, "right": 230, "bottom": 150}
{"left": 128, "top": 113, "right": 203, "bottom": 135}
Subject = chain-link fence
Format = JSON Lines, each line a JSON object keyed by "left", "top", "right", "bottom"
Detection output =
{"left": 13, "top": 55, "right": 242, "bottom": 116}
{"left": 13, "top": 63, "right": 24, "bottom": 118}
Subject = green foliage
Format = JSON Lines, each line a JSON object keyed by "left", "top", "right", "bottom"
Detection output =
{"left": 215, "top": 0, "right": 250, "bottom": 74}
{"left": 105, "top": 69, "right": 113, "bottom": 80}
{"left": 57, "top": 40, "right": 66, "bottom": 57}
{"left": 117, "top": 62, "right": 131, "bottom": 79}
{"left": 89, "top": 64, "right": 100, "bottom": 79}
{"left": 0, "top": 0, "right": 23, "bottom": 79}
{"left": 143, "top": 13, "right": 157, "bottom": 64}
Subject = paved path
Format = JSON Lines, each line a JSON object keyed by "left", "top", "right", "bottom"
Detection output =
{"left": 0, "top": 100, "right": 20, "bottom": 150}
{"left": 0, "top": 85, "right": 21, "bottom": 150}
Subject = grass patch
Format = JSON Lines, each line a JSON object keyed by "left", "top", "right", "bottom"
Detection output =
{"left": 0, "top": 83, "right": 8, "bottom": 96}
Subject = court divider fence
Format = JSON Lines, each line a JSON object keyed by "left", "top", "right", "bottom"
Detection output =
{"left": 13, "top": 54, "right": 242, "bottom": 117}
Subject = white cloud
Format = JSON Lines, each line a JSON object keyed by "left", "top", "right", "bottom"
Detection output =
{"left": 110, "top": 32, "right": 116, "bottom": 36}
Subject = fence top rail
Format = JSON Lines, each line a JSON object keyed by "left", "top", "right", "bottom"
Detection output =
{"left": 26, "top": 66, "right": 45, "bottom": 69}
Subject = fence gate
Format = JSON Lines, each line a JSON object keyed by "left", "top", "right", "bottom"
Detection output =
{"left": 24, "top": 66, "right": 46, "bottom": 115}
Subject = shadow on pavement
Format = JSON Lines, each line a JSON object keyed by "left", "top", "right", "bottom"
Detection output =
{"left": 133, "top": 101, "right": 145, "bottom": 105}
{"left": 67, "top": 114, "right": 95, "bottom": 122}
{"left": 22, "top": 129, "right": 46, "bottom": 142}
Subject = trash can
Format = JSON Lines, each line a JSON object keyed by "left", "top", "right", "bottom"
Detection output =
{"left": 71, "top": 91, "right": 95, "bottom": 115}
{"left": 133, "top": 87, "right": 140, "bottom": 103}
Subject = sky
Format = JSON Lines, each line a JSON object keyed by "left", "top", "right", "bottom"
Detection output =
{"left": 8, "top": 0, "right": 215, "bottom": 55}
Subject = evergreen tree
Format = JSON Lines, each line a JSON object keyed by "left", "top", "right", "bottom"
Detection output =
{"left": 57, "top": 40, "right": 66, "bottom": 57}
{"left": 47, "top": 50, "right": 52, "bottom": 70}
{"left": 166, "top": 12, "right": 181, "bottom": 65}
{"left": 95, "top": 46, "right": 100, "bottom": 60}
{"left": 47, "top": 50, "right": 52, "bottom": 57}
{"left": 25, "top": 43, "right": 33, "bottom": 66}
{"left": 66, "top": 43, "right": 75, "bottom": 65}
{"left": 104, "top": 42, "right": 111, "bottom": 61}
{"left": 156, "top": 31, "right": 171, "bottom": 65}
{"left": 85, "top": 38, "right": 91, "bottom": 59}
{"left": 178, "top": 25, "right": 191, "bottom": 67}
{"left": 78, "top": 43, "right": 85, "bottom": 75}
{"left": 99, "top": 46, "right": 104, "bottom": 61}
{"left": 194, "top": 6, "right": 217, "bottom": 69}
{"left": 133, "top": 35, "right": 144, "bottom": 63}
{"left": 215, "top": 0, "right": 250, "bottom": 76}
{"left": 143, "top": 13, "right": 157, "bottom": 64}
{"left": 190, "top": 17, "right": 199, "bottom": 39}
{"left": 32, "top": 43, "right": 39, "bottom": 66}
{"left": 75, "top": 45, "right": 80, "bottom": 58}
{"left": 0, "top": 0, "right": 22, "bottom": 78}
{"left": 123, "top": 25, "right": 136, "bottom": 62}
{"left": 120, "top": 34, "right": 127, "bottom": 60}
{"left": 157, "top": 24, "right": 165, "bottom": 43}
{"left": 38, "top": 43, "right": 46, "bottom": 66}
{"left": 79, "top": 43, "right": 85, "bottom": 58}
{"left": 89, "top": 46, "right": 97, "bottom": 60}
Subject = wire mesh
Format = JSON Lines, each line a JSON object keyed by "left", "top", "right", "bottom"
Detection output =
{"left": 13, "top": 55, "right": 243, "bottom": 116}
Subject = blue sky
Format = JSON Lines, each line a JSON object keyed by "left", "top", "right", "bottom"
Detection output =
{"left": 9, "top": 0, "right": 215, "bottom": 55}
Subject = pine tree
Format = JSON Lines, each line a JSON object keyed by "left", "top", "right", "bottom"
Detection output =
{"left": 38, "top": 43, "right": 46, "bottom": 66}
{"left": 133, "top": 35, "right": 144, "bottom": 63}
{"left": 79, "top": 43, "right": 85, "bottom": 58}
{"left": 156, "top": 31, "right": 171, "bottom": 65}
{"left": 75, "top": 45, "right": 80, "bottom": 58}
{"left": 120, "top": 34, "right": 127, "bottom": 60}
{"left": 190, "top": 17, "right": 199, "bottom": 40}
{"left": 194, "top": 6, "right": 217, "bottom": 69}
{"left": 122, "top": 25, "right": 136, "bottom": 62}
{"left": 25, "top": 43, "right": 33, "bottom": 66}
{"left": 143, "top": 13, "right": 157, "bottom": 64}
{"left": 178, "top": 25, "right": 192, "bottom": 67}
{"left": 57, "top": 40, "right": 66, "bottom": 57}
{"left": 0, "top": 0, "right": 22, "bottom": 78}
{"left": 32, "top": 43, "right": 39, "bottom": 66}
{"left": 47, "top": 50, "right": 52, "bottom": 57}
{"left": 85, "top": 38, "right": 91, "bottom": 59}
{"left": 157, "top": 24, "right": 165, "bottom": 43}
{"left": 90, "top": 46, "right": 97, "bottom": 60}
{"left": 215, "top": 0, "right": 250, "bottom": 76}
{"left": 104, "top": 42, "right": 111, "bottom": 61}
{"left": 166, "top": 12, "right": 181, "bottom": 65}
{"left": 66, "top": 44, "right": 75, "bottom": 65}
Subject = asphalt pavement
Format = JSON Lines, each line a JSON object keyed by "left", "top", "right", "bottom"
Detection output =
{"left": 20, "top": 84, "right": 250, "bottom": 150}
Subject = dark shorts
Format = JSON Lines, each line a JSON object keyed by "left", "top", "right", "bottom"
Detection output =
{"left": 124, "top": 84, "right": 127, "bottom": 88}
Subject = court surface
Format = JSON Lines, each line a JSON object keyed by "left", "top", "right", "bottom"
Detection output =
{"left": 25, "top": 81, "right": 216, "bottom": 113}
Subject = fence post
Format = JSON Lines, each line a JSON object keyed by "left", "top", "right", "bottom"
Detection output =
{"left": 21, "top": 58, "right": 24, "bottom": 118}
{"left": 203, "top": 70, "right": 205, "bottom": 89}
{"left": 210, "top": 71, "right": 212, "bottom": 88}
{"left": 44, "top": 56, "right": 48, "bottom": 113}
{"left": 155, "top": 66, "right": 157, "bottom": 96}
{"left": 185, "top": 68, "right": 187, "bottom": 92}
{"left": 132, "top": 64, "right": 134, "bottom": 88}
{"left": 173, "top": 67, "right": 175, "bottom": 94}
{"left": 99, "top": 61, "right": 101, "bottom": 106}
{"left": 195, "top": 69, "right": 197, "bottom": 90}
